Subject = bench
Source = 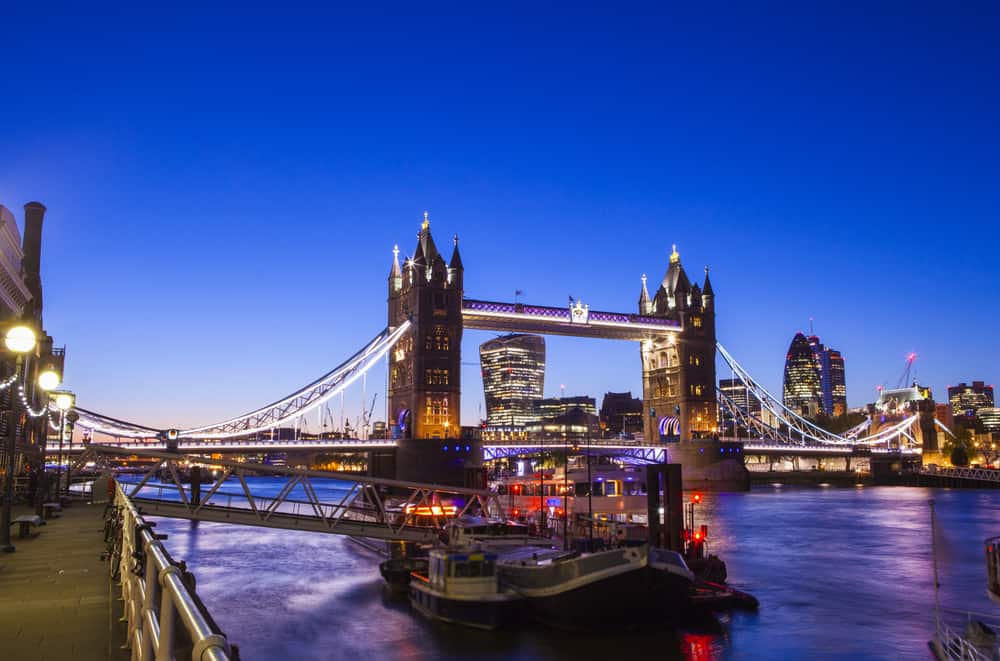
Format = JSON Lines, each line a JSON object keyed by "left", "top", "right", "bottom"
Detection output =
{"left": 42, "top": 502, "right": 62, "bottom": 520}
{"left": 12, "top": 514, "right": 43, "bottom": 539}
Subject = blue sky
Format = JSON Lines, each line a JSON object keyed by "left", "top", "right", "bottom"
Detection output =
{"left": 1, "top": 4, "right": 997, "bottom": 429}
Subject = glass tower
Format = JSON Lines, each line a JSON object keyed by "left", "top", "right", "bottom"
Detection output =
{"left": 807, "top": 335, "right": 847, "bottom": 416}
{"left": 479, "top": 334, "right": 546, "bottom": 427}
{"left": 783, "top": 332, "right": 822, "bottom": 417}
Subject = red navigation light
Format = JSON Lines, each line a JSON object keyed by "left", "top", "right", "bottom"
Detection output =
{"left": 512, "top": 508, "right": 521, "bottom": 517}
{"left": 692, "top": 493, "right": 702, "bottom": 504}
{"left": 693, "top": 531, "right": 702, "bottom": 541}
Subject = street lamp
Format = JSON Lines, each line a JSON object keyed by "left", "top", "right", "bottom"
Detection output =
{"left": 2, "top": 324, "right": 38, "bottom": 553}
{"left": 52, "top": 391, "right": 74, "bottom": 496}
{"left": 37, "top": 368, "right": 60, "bottom": 392}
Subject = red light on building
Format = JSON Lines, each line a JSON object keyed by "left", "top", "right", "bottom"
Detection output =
{"left": 692, "top": 493, "right": 702, "bottom": 504}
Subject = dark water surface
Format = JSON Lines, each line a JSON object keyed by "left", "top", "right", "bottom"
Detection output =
{"left": 149, "top": 481, "right": 999, "bottom": 660}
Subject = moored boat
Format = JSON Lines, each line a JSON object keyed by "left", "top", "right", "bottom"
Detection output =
{"left": 498, "top": 543, "right": 692, "bottom": 630}
{"left": 409, "top": 548, "right": 523, "bottom": 630}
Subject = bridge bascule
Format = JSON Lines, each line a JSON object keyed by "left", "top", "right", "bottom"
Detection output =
{"left": 64, "top": 216, "right": 936, "bottom": 478}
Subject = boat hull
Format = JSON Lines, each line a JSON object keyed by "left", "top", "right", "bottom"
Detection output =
{"left": 524, "top": 564, "right": 691, "bottom": 630}
{"left": 409, "top": 582, "right": 521, "bottom": 630}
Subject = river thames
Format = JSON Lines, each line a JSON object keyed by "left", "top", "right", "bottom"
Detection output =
{"left": 149, "top": 483, "right": 998, "bottom": 660}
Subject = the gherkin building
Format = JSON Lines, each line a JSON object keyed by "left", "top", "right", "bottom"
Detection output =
{"left": 783, "top": 332, "right": 822, "bottom": 417}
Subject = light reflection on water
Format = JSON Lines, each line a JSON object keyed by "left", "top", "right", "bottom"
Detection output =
{"left": 148, "top": 481, "right": 998, "bottom": 660}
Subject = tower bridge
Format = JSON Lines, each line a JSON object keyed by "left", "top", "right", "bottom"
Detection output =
{"left": 66, "top": 215, "right": 934, "bottom": 490}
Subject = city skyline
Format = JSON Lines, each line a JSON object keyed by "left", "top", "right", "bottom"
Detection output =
{"left": 1, "top": 5, "right": 998, "bottom": 429}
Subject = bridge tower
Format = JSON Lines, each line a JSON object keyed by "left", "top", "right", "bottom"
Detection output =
{"left": 638, "top": 246, "right": 717, "bottom": 442}
{"left": 387, "top": 213, "right": 464, "bottom": 440}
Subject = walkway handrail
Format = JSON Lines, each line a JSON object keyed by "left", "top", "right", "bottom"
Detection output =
{"left": 115, "top": 481, "right": 231, "bottom": 660}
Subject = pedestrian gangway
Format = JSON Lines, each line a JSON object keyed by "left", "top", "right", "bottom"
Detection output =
{"left": 79, "top": 445, "right": 503, "bottom": 544}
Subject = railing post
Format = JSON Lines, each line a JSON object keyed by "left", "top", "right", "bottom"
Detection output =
{"left": 156, "top": 566, "right": 182, "bottom": 661}
{"left": 140, "top": 540, "right": 158, "bottom": 661}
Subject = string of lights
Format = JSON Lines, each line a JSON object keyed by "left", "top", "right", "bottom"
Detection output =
{"left": 17, "top": 384, "right": 48, "bottom": 418}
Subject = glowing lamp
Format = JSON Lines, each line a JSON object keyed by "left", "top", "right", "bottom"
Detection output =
{"left": 692, "top": 493, "right": 702, "bottom": 504}
{"left": 37, "top": 369, "right": 61, "bottom": 391}
{"left": 4, "top": 325, "right": 36, "bottom": 353}
{"left": 54, "top": 392, "right": 74, "bottom": 411}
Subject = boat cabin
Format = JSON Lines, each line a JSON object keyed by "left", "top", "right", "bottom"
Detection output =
{"left": 426, "top": 549, "right": 500, "bottom": 595}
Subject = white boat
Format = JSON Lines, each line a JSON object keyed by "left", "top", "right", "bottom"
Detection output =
{"left": 409, "top": 547, "right": 523, "bottom": 630}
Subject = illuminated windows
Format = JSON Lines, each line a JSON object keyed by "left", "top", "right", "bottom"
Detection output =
{"left": 425, "top": 368, "right": 449, "bottom": 385}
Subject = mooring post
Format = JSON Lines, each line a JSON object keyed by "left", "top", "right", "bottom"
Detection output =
{"left": 664, "top": 463, "right": 683, "bottom": 553}
{"left": 646, "top": 464, "right": 662, "bottom": 548}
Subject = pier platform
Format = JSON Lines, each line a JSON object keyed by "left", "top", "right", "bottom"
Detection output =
{"left": 0, "top": 501, "right": 127, "bottom": 661}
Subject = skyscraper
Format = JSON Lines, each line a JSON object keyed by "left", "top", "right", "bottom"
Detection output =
{"left": 807, "top": 334, "right": 848, "bottom": 416}
{"left": 783, "top": 332, "right": 822, "bottom": 417}
{"left": 479, "top": 334, "right": 546, "bottom": 427}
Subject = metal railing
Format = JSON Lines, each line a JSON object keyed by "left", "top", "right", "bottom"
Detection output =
{"left": 922, "top": 466, "right": 1000, "bottom": 484}
{"left": 113, "top": 481, "right": 232, "bottom": 660}
{"left": 934, "top": 619, "right": 992, "bottom": 661}
{"left": 82, "top": 445, "right": 504, "bottom": 544}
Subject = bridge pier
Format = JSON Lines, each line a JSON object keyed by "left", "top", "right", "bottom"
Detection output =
{"left": 395, "top": 437, "right": 483, "bottom": 488}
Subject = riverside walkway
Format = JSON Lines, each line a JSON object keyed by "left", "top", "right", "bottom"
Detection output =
{"left": 0, "top": 501, "right": 127, "bottom": 661}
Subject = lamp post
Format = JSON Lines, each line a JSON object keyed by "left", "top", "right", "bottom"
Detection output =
{"left": 2, "top": 325, "right": 41, "bottom": 553}
{"left": 53, "top": 392, "right": 74, "bottom": 496}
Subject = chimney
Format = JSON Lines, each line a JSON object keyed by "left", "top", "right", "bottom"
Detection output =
{"left": 22, "top": 201, "right": 45, "bottom": 321}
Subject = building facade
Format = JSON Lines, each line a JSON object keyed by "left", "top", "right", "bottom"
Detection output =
{"left": 638, "top": 246, "right": 717, "bottom": 442}
{"left": 598, "top": 391, "right": 643, "bottom": 435}
{"left": 948, "top": 381, "right": 995, "bottom": 422}
{"left": 783, "top": 332, "right": 822, "bottom": 417}
{"left": 534, "top": 395, "right": 597, "bottom": 421}
{"left": 0, "top": 205, "right": 32, "bottom": 317}
{"left": 479, "top": 334, "right": 545, "bottom": 427}
{"left": 807, "top": 335, "right": 847, "bottom": 416}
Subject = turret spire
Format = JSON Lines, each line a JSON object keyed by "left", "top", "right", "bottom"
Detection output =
{"left": 638, "top": 273, "right": 651, "bottom": 313}
{"left": 702, "top": 265, "right": 714, "bottom": 298}
{"left": 449, "top": 233, "right": 464, "bottom": 271}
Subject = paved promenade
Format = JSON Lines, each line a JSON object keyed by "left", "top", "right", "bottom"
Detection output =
{"left": 0, "top": 501, "right": 127, "bottom": 661}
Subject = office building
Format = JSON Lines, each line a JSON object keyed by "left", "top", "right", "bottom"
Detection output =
{"left": 479, "top": 334, "right": 546, "bottom": 427}
{"left": 948, "top": 382, "right": 995, "bottom": 421}
{"left": 807, "top": 334, "right": 847, "bottom": 416}
{"left": 599, "top": 391, "right": 643, "bottom": 435}
{"left": 783, "top": 332, "right": 822, "bottom": 417}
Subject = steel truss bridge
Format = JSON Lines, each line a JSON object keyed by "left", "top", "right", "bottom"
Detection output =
{"left": 68, "top": 314, "right": 935, "bottom": 463}
{"left": 78, "top": 445, "right": 503, "bottom": 544}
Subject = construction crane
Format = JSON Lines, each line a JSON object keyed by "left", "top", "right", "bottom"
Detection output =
{"left": 896, "top": 352, "right": 918, "bottom": 389}
{"left": 360, "top": 393, "right": 378, "bottom": 440}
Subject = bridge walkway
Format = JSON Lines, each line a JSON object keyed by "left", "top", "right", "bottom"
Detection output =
{"left": 0, "top": 501, "right": 127, "bottom": 661}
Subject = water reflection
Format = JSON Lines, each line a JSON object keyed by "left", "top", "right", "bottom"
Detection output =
{"left": 150, "top": 485, "right": 998, "bottom": 660}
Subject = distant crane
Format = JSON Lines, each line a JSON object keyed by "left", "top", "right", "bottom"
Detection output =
{"left": 360, "top": 393, "right": 378, "bottom": 440}
{"left": 896, "top": 352, "right": 918, "bottom": 389}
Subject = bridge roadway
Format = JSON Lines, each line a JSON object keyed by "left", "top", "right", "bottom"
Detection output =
{"left": 55, "top": 437, "right": 918, "bottom": 460}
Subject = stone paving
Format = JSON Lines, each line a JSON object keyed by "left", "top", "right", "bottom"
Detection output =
{"left": 0, "top": 501, "right": 128, "bottom": 661}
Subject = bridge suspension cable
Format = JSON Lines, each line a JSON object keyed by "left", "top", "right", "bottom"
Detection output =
{"left": 717, "top": 342, "right": 921, "bottom": 447}
{"left": 76, "top": 322, "right": 411, "bottom": 441}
